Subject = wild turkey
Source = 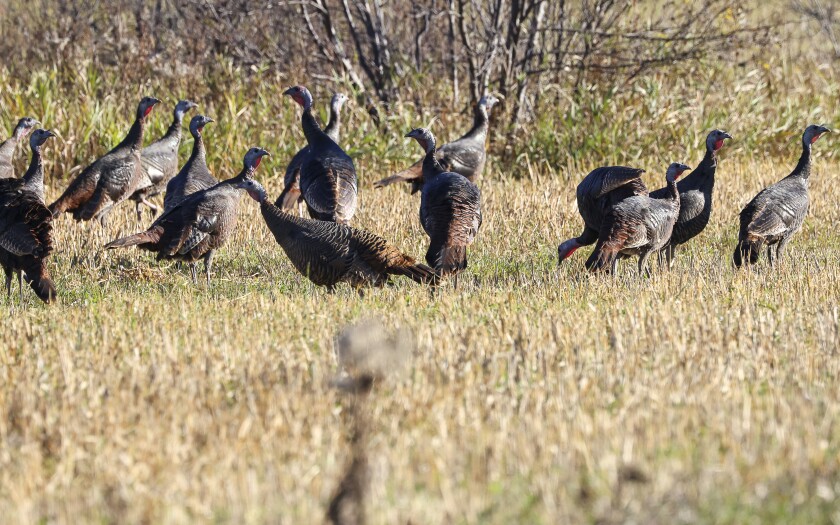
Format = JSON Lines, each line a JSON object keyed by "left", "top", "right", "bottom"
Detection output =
{"left": 558, "top": 166, "right": 648, "bottom": 264}
{"left": 130, "top": 99, "right": 198, "bottom": 219}
{"left": 163, "top": 114, "right": 217, "bottom": 212}
{"left": 650, "top": 129, "right": 732, "bottom": 266}
{"left": 276, "top": 92, "right": 349, "bottom": 213}
{"left": 374, "top": 95, "right": 499, "bottom": 193}
{"left": 50, "top": 96, "right": 160, "bottom": 223}
{"left": 284, "top": 86, "right": 357, "bottom": 224}
{"left": 733, "top": 124, "right": 831, "bottom": 268}
{"left": 0, "top": 129, "right": 57, "bottom": 303}
{"left": 587, "top": 162, "right": 691, "bottom": 275}
{"left": 0, "top": 117, "right": 39, "bottom": 179}
{"left": 105, "top": 147, "right": 270, "bottom": 284}
{"left": 0, "top": 129, "right": 56, "bottom": 203}
{"left": 406, "top": 127, "right": 482, "bottom": 285}
{"left": 256, "top": 184, "right": 436, "bottom": 290}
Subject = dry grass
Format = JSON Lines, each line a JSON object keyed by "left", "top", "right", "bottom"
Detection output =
{"left": 2, "top": 5, "right": 840, "bottom": 522}
{"left": 0, "top": 147, "right": 839, "bottom": 523}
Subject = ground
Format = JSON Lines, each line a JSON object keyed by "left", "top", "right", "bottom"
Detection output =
{"left": 1, "top": 152, "right": 838, "bottom": 523}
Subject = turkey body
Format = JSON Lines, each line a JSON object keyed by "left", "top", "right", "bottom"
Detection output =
{"left": 733, "top": 125, "right": 829, "bottom": 268}
{"left": 277, "top": 93, "right": 346, "bottom": 212}
{"left": 405, "top": 127, "right": 482, "bottom": 278}
{"left": 163, "top": 115, "right": 217, "bottom": 212}
{"left": 0, "top": 189, "right": 56, "bottom": 302}
{"left": 285, "top": 86, "right": 357, "bottom": 224}
{"left": 649, "top": 130, "right": 731, "bottom": 264}
{"left": 558, "top": 166, "right": 648, "bottom": 264}
{"left": 260, "top": 198, "right": 436, "bottom": 289}
{"left": 375, "top": 96, "right": 498, "bottom": 193}
{"left": 106, "top": 147, "right": 269, "bottom": 283}
{"left": 131, "top": 100, "right": 197, "bottom": 216}
{"left": 0, "top": 130, "right": 58, "bottom": 302}
{"left": 420, "top": 171, "right": 482, "bottom": 274}
{"left": 50, "top": 97, "right": 160, "bottom": 223}
{"left": 587, "top": 163, "right": 689, "bottom": 274}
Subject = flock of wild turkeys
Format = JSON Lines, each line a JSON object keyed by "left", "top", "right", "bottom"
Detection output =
{"left": 0, "top": 85, "right": 832, "bottom": 304}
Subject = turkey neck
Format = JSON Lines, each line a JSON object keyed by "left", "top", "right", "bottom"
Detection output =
{"left": 190, "top": 130, "right": 206, "bottom": 165}
{"left": 227, "top": 165, "right": 259, "bottom": 189}
{"left": 696, "top": 147, "right": 716, "bottom": 178}
{"left": 682, "top": 147, "right": 716, "bottom": 190}
{"left": 421, "top": 145, "right": 446, "bottom": 180}
{"left": 301, "top": 109, "right": 328, "bottom": 146}
{"left": 117, "top": 113, "right": 148, "bottom": 152}
{"left": 463, "top": 103, "right": 490, "bottom": 141}
{"left": 664, "top": 178, "right": 679, "bottom": 204}
{"left": 788, "top": 138, "right": 813, "bottom": 180}
{"left": 22, "top": 143, "right": 45, "bottom": 200}
{"left": 0, "top": 133, "right": 18, "bottom": 159}
{"left": 324, "top": 104, "right": 341, "bottom": 142}
{"left": 260, "top": 200, "right": 300, "bottom": 236}
{"left": 162, "top": 112, "right": 185, "bottom": 143}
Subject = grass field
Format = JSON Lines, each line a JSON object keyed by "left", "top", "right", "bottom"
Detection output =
{"left": 1, "top": 152, "right": 839, "bottom": 523}
{"left": 2, "top": 6, "right": 840, "bottom": 523}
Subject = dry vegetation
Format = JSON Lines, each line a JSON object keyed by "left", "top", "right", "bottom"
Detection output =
{"left": 1, "top": 1, "right": 840, "bottom": 524}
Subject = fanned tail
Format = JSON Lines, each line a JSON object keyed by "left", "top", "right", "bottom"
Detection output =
{"left": 104, "top": 226, "right": 163, "bottom": 249}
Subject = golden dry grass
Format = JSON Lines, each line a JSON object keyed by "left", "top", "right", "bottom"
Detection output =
{"left": 1, "top": 142, "right": 839, "bottom": 523}
{"left": 2, "top": 7, "right": 840, "bottom": 519}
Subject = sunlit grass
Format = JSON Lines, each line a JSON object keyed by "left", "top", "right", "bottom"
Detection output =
{"left": 1, "top": 8, "right": 840, "bottom": 524}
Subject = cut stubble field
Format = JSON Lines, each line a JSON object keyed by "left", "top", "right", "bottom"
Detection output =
{"left": 1, "top": 147, "right": 839, "bottom": 522}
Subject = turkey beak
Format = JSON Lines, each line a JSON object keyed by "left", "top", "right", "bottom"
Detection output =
{"left": 206, "top": 117, "right": 215, "bottom": 124}
{"left": 723, "top": 132, "right": 733, "bottom": 140}
{"left": 45, "top": 130, "right": 56, "bottom": 139}
{"left": 283, "top": 87, "right": 296, "bottom": 97}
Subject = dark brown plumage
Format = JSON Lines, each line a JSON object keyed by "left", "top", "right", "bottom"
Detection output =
{"left": 276, "top": 92, "right": 348, "bottom": 214}
{"left": 374, "top": 95, "right": 499, "bottom": 193}
{"left": 50, "top": 97, "right": 160, "bottom": 223}
{"left": 0, "top": 129, "right": 57, "bottom": 303}
{"left": 734, "top": 124, "right": 830, "bottom": 268}
{"left": 558, "top": 166, "right": 649, "bottom": 264}
{"left": 257, "top": 184, "right": 436, "bottom": 290}
{"left": 105, "top": 147, "right": 269, "bottom": 284}
{"left": 130, "top": 100, "right": 198, "bottom": 219}
{"left": 587, "top": 163, "right": 690, "bottom": 275}
{"left": 406, "top": 128, "right": 482, "bottom": 284}
{"left": 284, "top": 86, "right": 357, "bottom": 224}
{"left": 0, "top": 117, "right": 39, "bottom": 180}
